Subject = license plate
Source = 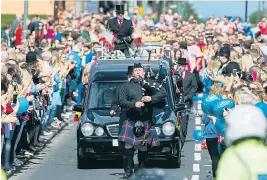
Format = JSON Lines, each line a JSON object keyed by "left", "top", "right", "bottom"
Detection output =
{"left": 112, "top": 139, "right": 118, "bottom": 147}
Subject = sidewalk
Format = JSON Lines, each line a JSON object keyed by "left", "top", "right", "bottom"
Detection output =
{"left": 6, "top": 101, "right": 75, "bottom": 178}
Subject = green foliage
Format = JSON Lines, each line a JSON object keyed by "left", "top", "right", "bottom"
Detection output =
{"left": 1, "top": 14, "right": 49, "bottom": 29}
{"left": 182, "top": 2, "right": 204, "bottom": 23}
{"left": 249, "top": 10, "right": 264, "bottom": 25}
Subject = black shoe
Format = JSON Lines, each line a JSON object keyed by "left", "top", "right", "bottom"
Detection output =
{"left": 12, "top": 158, "right": 23, "bottom": 167}
{"left": 124, "top": 167, "right": 133, "bottom": 177}
{"left": 34, "top": 142, "right": 45, "bottom": 147}
{"left": 29, "top": 145, "right": 39, "bottom": 152}
{"left": 139, "top": 162, "right": 145, "bottom": 169}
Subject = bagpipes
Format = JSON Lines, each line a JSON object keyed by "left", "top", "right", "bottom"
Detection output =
{"left": 141, "top": 50, "right": 168, "bottom": 96}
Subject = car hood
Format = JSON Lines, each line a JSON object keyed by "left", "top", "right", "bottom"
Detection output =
{"left": 82, "top": 108, "right": 175, "bottom": 126}
{"left": 84, "top": 110, "right": 119, "bottom": 125}
{"left": 154, "top": 108, "right": 176, "bottom": 125}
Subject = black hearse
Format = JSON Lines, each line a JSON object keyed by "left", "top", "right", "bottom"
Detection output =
{"left": 73, "top": 59, "right": 187, "bottom": 169}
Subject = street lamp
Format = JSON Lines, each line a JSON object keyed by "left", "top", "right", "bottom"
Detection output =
{"left": 22, "top": 0, "right": 29, "bottom": 40}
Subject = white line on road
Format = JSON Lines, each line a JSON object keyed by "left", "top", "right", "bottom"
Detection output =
{"left": 195, "top": 126, "right": 202, "bottom": 130}
{"left": 193, "top": 164, "right": 200, "bottom": 172}
{"left": 194, "top": 153, "right": 201, "bottom": 161}
{"left": 195, "top": 117, "right": 201, "bottom": 125}
{"left": 195, "top": 144, "right": 201, "bottom": 151}
{"left": 197, "top": 104, "right": 202, "bottom": 110}
{"left": 191, "top": 175, "right": 200, "bottom": 180}
{"left": 203, "top": 164, "right": 212, "bottom": 167}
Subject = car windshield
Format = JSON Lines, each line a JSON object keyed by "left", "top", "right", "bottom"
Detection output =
{"left": 88, "top": 81, "right": 123, "bottom": 109}
{"left": 88, "top": 81, "right": 171, "bottom": 110}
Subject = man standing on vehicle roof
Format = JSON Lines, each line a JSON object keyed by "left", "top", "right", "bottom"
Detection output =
{"left": 118, "top": 63, "right": 166, "bottom": 177}
{"left": 107, "top": 4, "right": 134, "bottom": 57}
{"left": 175, "top": 58, "right": 198, "bottom": 138}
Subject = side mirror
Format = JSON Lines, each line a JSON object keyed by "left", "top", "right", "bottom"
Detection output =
{"left": 73, "top": 104, "right": 84, "bottom": 112}
{"left": 175, "top": 103, "right": 187, "bottom": 111}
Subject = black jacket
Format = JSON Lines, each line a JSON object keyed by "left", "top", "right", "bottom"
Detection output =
{"left": 111, "top": 87, "right": 120, "bottom": 112}
{"left": 107, "top": 17, "right": 133, "bottom": 39}
{"left": 176, "top": 71, "right": 198, "bottom": 100}
{"left": 119, "top": 78, "right": 166, "bottom": 122}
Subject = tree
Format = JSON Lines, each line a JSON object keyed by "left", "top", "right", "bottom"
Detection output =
{"left": 249, "top": 10, "right": 264, "bottom": 25}
{"left": 181, "top": 2, "right": 203, "bottom": 23}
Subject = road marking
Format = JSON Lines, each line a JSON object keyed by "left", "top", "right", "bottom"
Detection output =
{"left": 195, "top": 117, "right": 201, "bottom": 125}
{"left": 191, "top": 175, "right": 200, "bottom": 180}
{"left": 194, "top": 153, "right": 201, "bottom": 161}
{"left": 195, "top": 144, "right": 201, "bottom": 151}
{"left": 197, "top": 103, "right": 202, "bottom": 110}
{"left": 195, "top": 126, "right": 202, "bottom": 130}
{"left": 193, "top": 164, "right": 200, "bottom": 172}
{"left": 203, "top": 164, "right": 212, "bottom": 167}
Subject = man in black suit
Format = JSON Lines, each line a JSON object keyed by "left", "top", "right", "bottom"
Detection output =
{"left": 175, "top": 57, "right": 198, "bottom": 137}
{"left": 107, "top": 5, "right": 134, "bottom": 57}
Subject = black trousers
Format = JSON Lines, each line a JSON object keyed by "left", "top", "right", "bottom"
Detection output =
{"left": 55, "top": 105, "right": 63, "bottom": 120}
{"left": 206, "top": 138, "right": 220, "bottom": 177}
{"left": 10, "top": 121, "right": 25, "bottom": 162}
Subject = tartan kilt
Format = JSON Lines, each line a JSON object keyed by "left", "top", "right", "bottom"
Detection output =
{"left": 118, "top": 120, "right": 160, "bottom": 147}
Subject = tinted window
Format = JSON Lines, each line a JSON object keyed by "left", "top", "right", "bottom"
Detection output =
{"left": 88, "top": 82, "right": 124, "bottom": 109}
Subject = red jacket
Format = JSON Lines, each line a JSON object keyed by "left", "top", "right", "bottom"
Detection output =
{"left": 15, "top": 27, "right": 23, "bottom": 46}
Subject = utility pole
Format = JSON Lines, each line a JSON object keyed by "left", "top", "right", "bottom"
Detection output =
{"left": 76, "top": 0, "right": 81, "bottom": 17}
{"left": 22, "top": 0, "right": 29, "bottom": 40}
{"left": 54, "top": 0, "right": 59, "bottom": 20}
{"left": 263, "top": 1, "right": 266, "bottom": 16}
{"left": 245, "top": 0, "right": 248, "bottom": 22}
{"left": 257, "top": 1, "right": 261, "bottom": 23}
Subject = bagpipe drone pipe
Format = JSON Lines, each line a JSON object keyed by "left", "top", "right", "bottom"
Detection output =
{"left": 141, "top": 61, "right": 168, "bottom": 109}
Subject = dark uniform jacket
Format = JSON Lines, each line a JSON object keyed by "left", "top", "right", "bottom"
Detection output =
{"left": 176, "top": 71, "right": 198, "bottom": 101}
{"left": 119, "top": 78, "right": 166, "bottom": 122}
{"left": 111, "top": 87, "right": 120, "bottom": 112}
{"left": 107, "top": 17, "right": 134, "bottom": 40}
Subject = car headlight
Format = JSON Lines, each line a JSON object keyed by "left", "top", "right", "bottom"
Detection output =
{"left": 81, "top": 123, "right": 94, "bottom": 137}
{"left": 95, "top": 127, "right": 104, "bottom": 136}
{"left": 162, "top": 122, "right": 175, "bottom": 136}
{"left": 155, "top": 127, "right": 161, "bottom": 135}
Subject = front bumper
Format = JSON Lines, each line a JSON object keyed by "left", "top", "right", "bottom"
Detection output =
{"left": 78, "top": 137, "right": 180, "bottom": 158}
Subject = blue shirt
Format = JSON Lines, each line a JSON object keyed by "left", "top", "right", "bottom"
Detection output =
{"left": 85, "top": 52, "right": 96, "bottom": 64}
{"left": 67, "top": 51, "right": 82, "bottom": 79}
{"left": 54, "top": 33, "right": 63, "bottom": 42}
{"left": 202, "top": 114, "right": 218, "bottom": 139}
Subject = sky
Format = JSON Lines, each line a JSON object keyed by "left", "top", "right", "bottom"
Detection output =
{"left": 191, "top": 1, "right": 262, "bottom": 20}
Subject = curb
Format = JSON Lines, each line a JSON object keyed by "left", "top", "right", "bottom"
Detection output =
{"left": 6, "top": 121, "right": 69, "bottom": 179}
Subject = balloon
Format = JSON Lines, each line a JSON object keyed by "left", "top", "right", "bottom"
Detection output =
{"left": 70, "top": 80, "right": 77, "bottom": 91}
{"left": 211, "top": 98, "right": 235, "bottom": 118}
{"left": 201, "top": 94, "right": 222, "bottom": 115}
{"left": 192, "top": 95, "right": 203, "bottom": 101}
{"left": 17, "top": 97, "right": 29, "bottom": 114}
{"left": 255, "top": 102, "right": 267, "bottom": 118}
{"left": 215, "top": 118, "right": 226, "bottom": 137}
{"left": 193, "top": 130, "right": 205, "bottom": 142}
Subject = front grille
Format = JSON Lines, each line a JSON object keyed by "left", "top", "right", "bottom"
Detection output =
{"left": 107, "top": 124, "right": 119, "bottom": 137}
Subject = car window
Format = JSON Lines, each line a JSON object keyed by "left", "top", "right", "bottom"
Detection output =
{"left": 88, "top": 82, "right": 123, "bottom": 109}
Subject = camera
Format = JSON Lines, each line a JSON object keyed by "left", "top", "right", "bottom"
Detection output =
{"left": 232, "top": 69, "right": 237, "bottom": 77}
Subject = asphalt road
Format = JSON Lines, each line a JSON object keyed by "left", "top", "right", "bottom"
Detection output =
{"left": 9, "top": 101, "right": 212, "bottom": 180}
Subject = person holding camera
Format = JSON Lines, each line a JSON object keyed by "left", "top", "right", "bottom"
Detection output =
{"left": 107, "top": 5, "right": 134, "bottom": 57}
{"left": 207, "top": 46, "right": 241, "bottom": 83}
